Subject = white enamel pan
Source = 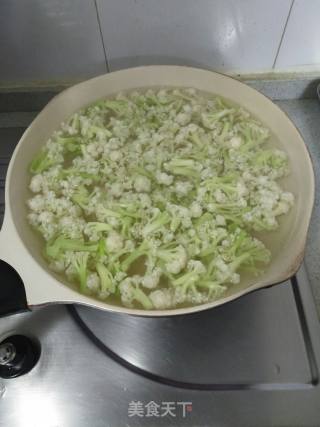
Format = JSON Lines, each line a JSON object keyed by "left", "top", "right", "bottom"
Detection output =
{"left": 0, "top": 66, "right": 315, "bottom": 317}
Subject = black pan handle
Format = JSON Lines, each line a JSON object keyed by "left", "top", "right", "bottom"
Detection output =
{"left": 0, "top": 260, "right": 29, "bottom": 317}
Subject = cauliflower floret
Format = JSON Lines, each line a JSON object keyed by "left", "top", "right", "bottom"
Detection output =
{"left": 28, "top": 195, "right": 46, "bottom": 212}
{"left": 108, "top": 182, "right": 123, "bottom": 198}
{"left": 230, "top": 273, "right": 240, "bottom": 284}
{"left": 109, "top": 150, "right": 122, "bottom": 162}
{"left": 27, "top": 212, "right": 39, "bottom": 227}
{"left": 33, "top": 211, "right": 57, "bottom": 240}
{"left": 183, "top": 104, "right": 193, "bottom": 113}
{"left": 215, "top": 257, "right": 229, "bottom": 273}
{"left": 108, "top": 137, "right": 122, "bottom": 150}
{"left": 60, "top": 176, "right": 83, "bottom": 198}
{"left": 49, "top": 259, "right": 65, "bottom": 273}
{"left": 281, "top": 191, "right": 294, "bottom": 204}
{"left": 173, "top": 287, "right": 188, "bottom": 305}
{"left": 165, "top": 246, "right": 187, "bottom": 274}
{"left": 29, "top": 174, "right": 45, "bottom": 193}
{"left": 141, "top": 268, "right": 162, "bottom": 289}
{"left": 166, "top": 260, "right": 183, "bottom": 274}
{"left": 236, "top": 181, "right": 248, "bottom": 197}
{"left": 201, "top": 168, "right": 214, "bottom": 180}
{"left": 274, "top": 201, "right": 290, "bottom": 215}
{"left": 65, "top": 263, "right": 77, "bottom": 281}
{"left": 86, "top": 142, "right": 104, "bottom": 159}
{"left": 98, "top": 289, "right": 111, "bottom": 300}
{"left": 59, "top": 216, "right": 85, "bottom": 239}
{"left": 124, "top": 240, "right": 135, "bottom": 251}
{"left": 215, "top": 215, "right": 226, "bottom": 226}
{"left": 229, "top": 136, "right": 241, "bottom": 148}
{"left": 174, "top": 181, "right": 193, "bottom": 196}
{"left": 156, "top": 172, "right": 174, "bottom": 186}
{"left": 72, "top": 156, "right": 100, "bottom": 175}
{"left": 119, "top": 279, "right": 135, "bottom": 307}
{"left": 87, "top": 272, "right": 100, "bottom": 291}
{"left": 163, "top": 232, "right": 174, "bottom": 243}
{"left": 138, "top": 193, "right": 152, "bottom": 207}
{"left": 106, "top": 231, "right": 123, "bottom": 252}
{"left": 214, "top": 189, "right": 227, "bottom": 203}
{"left": 176, "top": 112, "right": 191, "bottom": 126}
{"left": 115, "top": 271, "right": 127, "bottom": 282}
{"left": 149, "top": 289, "right": 173, "bottom": 309}
{"left": 143, "top": 149, "right": 156, "bottom": 164}
{"left": 134, "top": 175, "right": 151, "bottom": 193}
{"left": 187, "top": 289, "right": 209, "bottom": 305}
{"left": 113, "top": 122, "right": 130, "bottom": 139}
{"left": 190, "top": 202, "right": 202, "bottom": 218}
{"left": 187, "top": 259, "right": 207, "bottom": 275}
{"left": 167, "top": 203, "right": 192, "bottom": 229}
{"left": 38, "top": 211, "right": 54, "bottom": 225}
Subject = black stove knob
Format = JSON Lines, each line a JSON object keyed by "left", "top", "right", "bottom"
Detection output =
{"left": 0, "top": 335, "right": 41, "bottom": 379}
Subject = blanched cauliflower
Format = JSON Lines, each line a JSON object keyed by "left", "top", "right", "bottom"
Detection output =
{"left": 27, "top": 88, "right": 294, "bottom": 310}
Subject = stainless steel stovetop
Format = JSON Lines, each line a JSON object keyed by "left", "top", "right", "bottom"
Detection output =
{"left": 1, "top": 267, "right": 320, "bottom": 426}
{"left": 1, "top": 117, "right": 320, "bottom": 427}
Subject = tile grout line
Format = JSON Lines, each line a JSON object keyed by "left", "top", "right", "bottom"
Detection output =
{"left": 272, "top": 0, "right": 295, "bottom": 69}
{"left": 94, "top": 0, "right": 110, "bottom": 73}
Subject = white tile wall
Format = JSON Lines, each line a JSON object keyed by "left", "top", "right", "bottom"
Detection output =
{"left": 1, "top": 0, "right": 319, "bottom": 82}
{"left": 97, "top": 0, "right": 292, "bottom": 72}
{"left": 0, "top": 0, "right": 107, "bottom": 83}
{"left": 275, "top": 0, "right": 320, "bottom": 69}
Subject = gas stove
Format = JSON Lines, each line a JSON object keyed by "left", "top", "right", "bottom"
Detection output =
{"left": 1, "top": 101, "right": 320, "bottom": 427}
{"left": 1, "top": 267, "right": 320, "bottom": 426}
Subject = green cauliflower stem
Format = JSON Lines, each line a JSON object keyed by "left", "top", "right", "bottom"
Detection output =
{"left": 46, "top": 235, "right": 99, "bottom": 259}
{"left": 71, "top": 252, "right": 89, "bottom": 293}
{"left": 96, "top": 262, "right": 116, "bottom": 295}
{"left": 29, "top": 150, "right": 57, "bottom": 174}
